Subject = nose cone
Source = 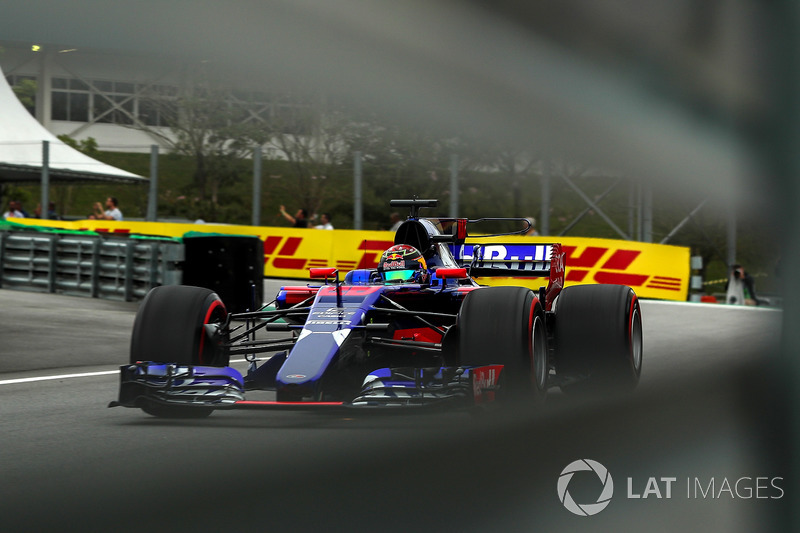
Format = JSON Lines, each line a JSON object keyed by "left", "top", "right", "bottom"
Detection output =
{"left": 276, "top": 329, "right": 350, "bottom": 400}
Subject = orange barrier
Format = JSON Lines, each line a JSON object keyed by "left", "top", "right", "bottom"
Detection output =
{"left": 10, "top": 218, "right": 690, "bottom": 300}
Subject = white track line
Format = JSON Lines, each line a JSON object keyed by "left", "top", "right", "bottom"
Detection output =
{"left": 0, "top": 370, "right": 119, "bottom": 386}
{"left": 0, "top": 358, "right": 253, "bottom": 387}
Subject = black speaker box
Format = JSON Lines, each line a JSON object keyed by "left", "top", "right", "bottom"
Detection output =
{"left": 182, "top": 235, "right": 264, "bottom": 313}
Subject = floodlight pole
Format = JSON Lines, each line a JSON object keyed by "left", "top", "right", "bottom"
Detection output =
{"left": 252, "top": 145, "right": 262, "bottom": 226}
{"left": 541, "top": 159, "right": 550, "bottom": 235}
{"left": 354, "top": 151, "right": 363, "bottom": 230}
{"left": 146, "top": 144, "right": 159, "bottom": 221}
{"left": 642, "top": 182, "right": 653, "bottom": 243}
{"left": 726, "top": 204, "right": 737, "bottom": 266}
{"left": 449, "top": 154, "right": 459, "bottom": 218}
{"left": 628, "top": 179, "right": 636, "bottom": 240}
{"left": 40, "top": 140, "right": 49, "bottom": 220}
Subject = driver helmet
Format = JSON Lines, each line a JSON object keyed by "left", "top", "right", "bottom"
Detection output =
{"left": 377, "top": 244, "right": 429, "bottom": 284}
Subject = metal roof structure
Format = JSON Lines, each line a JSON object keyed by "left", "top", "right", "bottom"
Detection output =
{"left": 0, "top": 65, "right": 145, "bottom": 184}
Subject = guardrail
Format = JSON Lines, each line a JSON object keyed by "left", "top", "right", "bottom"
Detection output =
{"left": 0, "top": 231, "right": 183, "bottom": 301}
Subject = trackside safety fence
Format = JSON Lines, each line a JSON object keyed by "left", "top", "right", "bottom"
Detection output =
{"left": 6, "top": 218, "right": 692, "bottom": 301}
{"left": 0, "top": 230, "right": 183, "bottom": 301}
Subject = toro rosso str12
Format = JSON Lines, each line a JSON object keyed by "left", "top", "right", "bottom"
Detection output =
{"left": 110, "top": 199, "right": 642, "bottom": 417}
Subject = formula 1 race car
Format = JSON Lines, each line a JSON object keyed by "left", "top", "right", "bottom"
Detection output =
{"left": 110, "top": 198, "right": 642, "bottom": 417}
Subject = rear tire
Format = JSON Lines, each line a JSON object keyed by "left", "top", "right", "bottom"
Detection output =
{"left": 129, "top": 285, "right": 229, "bottom": 418}
{"left": 457, "top": 287, "right": 547, "bottom": 403}
{"left": 554, "top": 284, "right": 642, "bottom": 394}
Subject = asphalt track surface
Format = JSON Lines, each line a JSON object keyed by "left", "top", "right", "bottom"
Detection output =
{"left": 0, "top": 282, "right": 788, "bottom": 532}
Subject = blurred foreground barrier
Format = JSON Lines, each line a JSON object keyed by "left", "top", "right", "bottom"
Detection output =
{"left": 0, "top": 224, "right": 262, "bottom": 308}
{"left": 0, "top": 229, "right": 182, "bottom": 301}
{"left": 7, "top": 218, "right": 691, "bottom": 301}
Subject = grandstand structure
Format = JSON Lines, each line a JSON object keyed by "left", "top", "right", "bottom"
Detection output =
{"left": 0, "top": 40, "right": 315, "bottom": 154}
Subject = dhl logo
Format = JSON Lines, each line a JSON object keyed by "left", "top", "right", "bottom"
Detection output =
{"left": 262, "top": 236, "right": 393, "bottom": 272}
{"left": 562, "top": 245, "right": 682, "bottom": 292}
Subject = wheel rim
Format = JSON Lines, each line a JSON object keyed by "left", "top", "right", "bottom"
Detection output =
{"left": 630, "top": 308, "right": 643, "bottom": 373}
{"left": 531, "top": 315, "right": 547, "bottom": 390}
{"left": 198, "top": 299, "right": 227, "bottom": 365}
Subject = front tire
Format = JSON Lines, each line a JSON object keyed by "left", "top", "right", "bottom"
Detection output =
{"left": 554, "top": 284, "right": 642, "bottom": 394}
{"left": 129, "top": 285, "right": 229, "bottom": 418}
{"left": 457, "top": 287, "right": 548, "bottom": 403}
{"left": 130, "top": 285, "right": 229, "bottom": 366}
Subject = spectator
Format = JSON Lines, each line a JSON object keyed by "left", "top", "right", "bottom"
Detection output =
{"left": 16, "top": 201, "right": 30, "bottom": 218}
{"left": 389, "top": 212, "right": 403, "bottom": 232}
{"left": 34, "top": 201, "right": 59, "bottom": 220}
{"left": 90, "top": 196, "right": 123, "bottom": 221}
{"left": 314, "top": 212, "right": 334, "bottom": 230}
{"left": 3, "top": 200, "right": 24, "bottom": 219}
{"left": 725, "top": 264, "right": 759, "bottom": 306}
{"left": 523, "top": 216, "right": 539, "bottom": 236}
{"left": 279, "top": 205, "right": 309, "bottom": 228}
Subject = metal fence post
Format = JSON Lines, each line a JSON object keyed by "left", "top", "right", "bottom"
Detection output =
{"left": 727, "top": 205, "right": 737, "bottom": 267}
{"left": 541, "top": 160, "right": 550, "bottom": 235}
{"left": 354, "top": 151, "right": 363, "bottom": 230}
{"left": 642, "top": 183, "right": 653, "bottom": 243}
{"left": 147, "top": 145, "right": 159, "bottom": 221}
{"left": 41, "top": 140, "right": 50, "bottom": 222}
{"left": 449, "top": 154, "right": 459, "bottom": 218}
{"left": 252, "top": 145, "right": 262, "bottom": 227}
{"left": 124, "top": 241, "right": 135, "bottom": 301}
{"left": 90, "top": 239, "right": 101, "bottom": 298}
{"left": 47, "top": 234, "right": 57, "bottom": 293}
{"left": 148, "top": 242, "right": 160, "bottom": 289}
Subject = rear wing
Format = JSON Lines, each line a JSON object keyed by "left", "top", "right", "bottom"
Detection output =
{"left": 449, "top": 242, "right": 565, "bottom": 308}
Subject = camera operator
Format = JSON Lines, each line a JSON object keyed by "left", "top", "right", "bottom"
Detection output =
{"left": 725, "top": 264, "right": 759, "bottom": 306}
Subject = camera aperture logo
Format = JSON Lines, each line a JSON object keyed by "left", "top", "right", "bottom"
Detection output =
{"left": 558, "top": 459, "right": 614, "bottom": 516}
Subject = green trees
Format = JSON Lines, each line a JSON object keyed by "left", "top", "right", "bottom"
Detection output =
{"left": 138, "top": 80, "right": 255, "bottom": 222}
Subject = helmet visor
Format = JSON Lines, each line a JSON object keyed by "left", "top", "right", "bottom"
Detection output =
{"left": 382, "top": 269, "right": 418, "bottom": 283}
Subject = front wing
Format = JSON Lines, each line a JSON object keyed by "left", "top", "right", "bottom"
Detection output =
{"left": 109, "top": 362, "right": 505, "bottom": 412}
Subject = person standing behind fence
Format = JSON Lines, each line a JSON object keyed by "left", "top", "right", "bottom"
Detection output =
{"left": 389, "top": 212, "right": 403, "bottom": 232}
{"left": 90, "top": 197, "right": 122, "bottom": 221}
{"left": 3, "top": 200, "right": 23, "bottom": 219}
{"left": 314, "top": 213, "right": 334, "bottom": 230}
{"left": 523, "top": 216, "right": 539, "bottom": 236}
{"left": 725, "top": 264, "right": 759, "bottom": 306}
{"left": 16, "top": 201, "right": 30, "bottom": 218}
{"left": 279, "top": 205, "right": 309, "bottom": 228}
{"left": 34, "top": 201, "right": 60, "bottom": 220}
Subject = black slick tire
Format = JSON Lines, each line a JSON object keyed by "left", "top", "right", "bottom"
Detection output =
{"left": 129, "top": 285, "right": 229, "bottom": 418}
{"left": 554, "top": 284, "right": 642, "bottom": 394}
{"left": 457, "top": 286, "right": 548, "bottom": 403}
{"left": 130, "top": 285, "right": 229, "bottom": 366}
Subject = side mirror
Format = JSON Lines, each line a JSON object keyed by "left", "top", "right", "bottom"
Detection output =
{"left": 309, "top": 268, "right": 342, "bottom": 307}
{"left": 309, "top": 268, "right": 338, "bottom": 280}
{"left": 437, "top": 268, "right": 469, "bottom": 280}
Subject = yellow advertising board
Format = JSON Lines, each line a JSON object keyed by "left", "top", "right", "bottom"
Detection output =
{"left": 9, "top": 218, "right": 690, "bottom": 300}
{"left": 469, "top": 235, "right": 689, "bottom": 301}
